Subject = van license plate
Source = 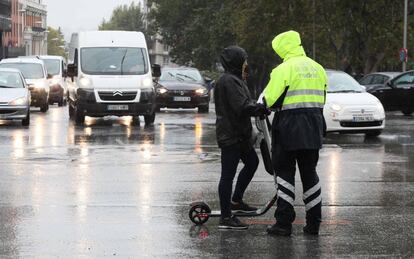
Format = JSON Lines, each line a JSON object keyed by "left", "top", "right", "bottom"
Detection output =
{"left": 174, "top": 97, "right": 191, "bottom": 102}
{"left": 107, "top": 105, "right": 129, "bottom": 111}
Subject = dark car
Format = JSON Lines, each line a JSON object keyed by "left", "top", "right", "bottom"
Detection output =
{"left": 359, "top": 71, "right": 414, "bottom": 116}
{"left": 155, "top": 67, "right": 211, "bottom": 113}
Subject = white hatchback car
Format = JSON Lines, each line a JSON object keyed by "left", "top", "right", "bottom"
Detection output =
{"left": 325, "top": 70, "right": 385, "bottom": 136}
{"left": 0, "top": 68, "right": 31, "bottom": 126}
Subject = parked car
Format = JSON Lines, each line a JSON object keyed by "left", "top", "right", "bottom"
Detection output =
{"left": 155, "top": 67, "right": 211, "bottom": 113}
{"left": 358, "top": 72, "right": 400, "bottom": 92}
{"left": 324, "top": 70, "right": 385, "bottom": 136}
{"left": 0, "top": 68, "right": 31, "bottom": 126}
{"left": 66, "top": 31, "right": 158, "bottom": 125}
{"left": 0, "top": 57, "right": 49, "bottom": 112}
{"left": 360, "top": 71, "right": 414, "bottom": 116}
{"left": 40, "top": 55, "right": 67, "bottom": 106}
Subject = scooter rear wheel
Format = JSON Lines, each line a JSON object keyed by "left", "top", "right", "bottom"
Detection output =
{"left": 189, "top": 202, "right": 211, "bottom": 225}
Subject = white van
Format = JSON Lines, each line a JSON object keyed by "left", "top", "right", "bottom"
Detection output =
{"left": 66, "top": 31, "right": 160, "bottom": 125}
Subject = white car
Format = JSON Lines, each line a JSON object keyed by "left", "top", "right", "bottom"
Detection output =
{"left": 0, "top": 68, "right": 31, "bottom": 126}
{"left": 0, "top": 57, "right": 50, "bottom": 112}
{"left": 324, "top": 70, "right": 385, "bottom": 136}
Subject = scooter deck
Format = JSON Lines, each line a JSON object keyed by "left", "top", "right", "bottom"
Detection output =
{"left": 208, "top": 194, "right": 278, "bottom": 218}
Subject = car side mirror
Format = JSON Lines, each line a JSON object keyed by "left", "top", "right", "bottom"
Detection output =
{"left": 386, "top": 81, "right": 394, "bottom": 88}
{"left": 152, "top": 64, "right": 161, "bottom": 78}
{"left": 47, "top": 74, "right": 53, "bottom": 79}
{"left": 67, "top": 63, "right": 77, "bottom": 79}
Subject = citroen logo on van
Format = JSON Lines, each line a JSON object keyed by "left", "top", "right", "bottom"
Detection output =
{"left": 113, "top": 90, "right": 123, "bottom": 96}
{"left": 180, "top": 91, "right": 185, "bottom": 96}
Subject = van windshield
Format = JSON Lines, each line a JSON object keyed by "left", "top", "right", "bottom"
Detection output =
{"left": 0, "top": 63, "right": 44, "bottom": 79}
{"left": 43, "top": 59, "right": 61, "bottom": 76}
{"left": 81, "top": 47, "right": 148, "bottom": 75}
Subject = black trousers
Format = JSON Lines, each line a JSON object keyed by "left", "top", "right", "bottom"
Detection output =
{"left": 219, "top": 144, "right": 259, "bottom": 218}
{"left": 273, "top": 145, "right": 322, "bottom": 227}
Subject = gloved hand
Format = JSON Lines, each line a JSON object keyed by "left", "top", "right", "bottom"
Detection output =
{"left": 254, "top": 103, "right": 271, "bottom": 117}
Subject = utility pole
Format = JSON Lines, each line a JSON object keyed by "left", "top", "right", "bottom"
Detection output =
{"left": 312, "top": 0, "right": 316, "bottom": 60}
{"left": 403, "top": 0, "right": 408, "bottom": 72}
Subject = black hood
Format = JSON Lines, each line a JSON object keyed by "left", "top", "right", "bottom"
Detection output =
{"left": 220, "top": 46, "right": 248, "bottom": 78}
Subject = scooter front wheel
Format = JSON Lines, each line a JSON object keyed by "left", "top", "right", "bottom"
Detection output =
{"left": 189, "top": 202, "right": 211, "bottom": 225}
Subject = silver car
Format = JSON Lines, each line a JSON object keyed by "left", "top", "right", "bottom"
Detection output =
{"left": 0, "top": 68, "right": 31, "bottom": 126}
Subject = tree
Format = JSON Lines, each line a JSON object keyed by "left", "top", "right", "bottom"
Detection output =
{"left": 47, "top": 26, "right": 66, "bottom": 57}
{"left": 149, "top": 0, "right": 414, "bottom": 92}
{"left": 99, "top": 3, "right": 146, "bottom": 33}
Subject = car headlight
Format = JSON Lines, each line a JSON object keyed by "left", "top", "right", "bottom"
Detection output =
{"left": 157, "top": 87, "right": 168, "bottom": 94}
{"left": 9, "top": 96, "right": 27, "bottom": 106}
{"left": 195, "top": 88, "right": 208, "bottom": 95}
{"left": 142, "top": 78, "right": 153, "bottom": 88}
{"left": 79, "top": 77, "right": 93, "bottom": 88}
{"left": 330, "top": 103, "right": 342, "bottom": 111}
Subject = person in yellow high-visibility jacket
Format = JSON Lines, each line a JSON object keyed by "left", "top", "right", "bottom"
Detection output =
{"left": 263, "top": 31, "right": 327, "bottom": 236}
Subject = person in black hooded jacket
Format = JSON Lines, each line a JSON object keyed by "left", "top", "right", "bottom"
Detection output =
{"left": 214, "top": 46, "right": 269, "bottom": 230}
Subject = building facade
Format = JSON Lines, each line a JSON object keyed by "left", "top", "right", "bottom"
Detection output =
{"left": 142, "top": 0, "right": 176, "bottom": 67}
{"left": 0, "top": 0, "right": 12, "bottom": 59}
{"left": 2, "top": 0, "right": 47, "bottom": 58}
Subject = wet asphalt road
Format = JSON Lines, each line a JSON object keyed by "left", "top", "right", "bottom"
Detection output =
{"left": 0, "top": 105, "right": 413, "bottom": 258}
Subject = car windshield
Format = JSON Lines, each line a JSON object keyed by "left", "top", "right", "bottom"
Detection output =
{"left": 0, "top": 71, "right": 24, "bottom": 88}
{"left": 43, "top": 59, "right": 61, "bottom": 76}
{"left": 81, "top": 47, "right": 148, "bottom": 75}
{"left": 160, "top": 69, "right": 203, "bottom": 83}
{"left": 0, "top": 63, "right": 44, "bottom": 79}
{"left": 327, "top": 71, "right": 364, "bottom": 93}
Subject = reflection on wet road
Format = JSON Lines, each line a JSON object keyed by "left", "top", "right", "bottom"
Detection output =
{"left": 0, "top": 107, "right": 413, "bottom": 257}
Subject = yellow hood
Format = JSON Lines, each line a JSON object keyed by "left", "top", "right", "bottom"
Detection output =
{"left": 272, "top": 30, "right": 306, "bottom": 60}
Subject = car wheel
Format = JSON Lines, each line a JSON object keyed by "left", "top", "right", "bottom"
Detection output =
{"left": 198, "top": 104, "right": 209, "bottom": 114}
{"left": 132, "top": 116, "right": 140, "bottom": 126}
{"left": 40, "top": 103, "right": 49, "bottom": 113}
{"left": 58, "top": 96, "right": 64, "bottom": 107}
{"left": 366, "top": 130, "right": 382, "bottom": 137}
{"left": 144, "top": 113, "right": 156, "bottom": 125}
{"left": 74, "top": 105, "right": 85, "bottom": 125}
{"left": 402, "top": 110, "right": 413, "bottom": 116}
{"left": 22, "top": 111, "right": 30, "bottom": 126}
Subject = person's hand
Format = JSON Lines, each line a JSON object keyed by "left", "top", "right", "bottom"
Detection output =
{"left": 256, "top": 103, "right": 271, "bottom": 117}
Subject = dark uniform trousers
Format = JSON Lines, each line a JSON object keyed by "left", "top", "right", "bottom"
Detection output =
{"left": 272, "top": 143, "right": 322, "bottom": 227}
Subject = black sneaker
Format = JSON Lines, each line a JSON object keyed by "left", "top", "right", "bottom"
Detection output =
{"left": 231, "top": 200, "right": 258, "bottom": 213}
{"left": 303, "top": 224, "right": 320, "bottom": 235}
{"left": 218, "top": 216, "right": 248, "bottom": 230}
{"left": 267, "top": 223, "right": 292, "bottom": 236}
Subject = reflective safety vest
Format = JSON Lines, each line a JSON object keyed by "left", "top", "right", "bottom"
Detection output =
{"left": 264, "top": 31, "right": 327, "bottom": 110}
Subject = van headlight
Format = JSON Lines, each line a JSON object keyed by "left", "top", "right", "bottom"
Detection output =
{"left": 79, "top": 77, "right": 93, "bottom": 88}
{"left": 50, "top": 78, "right": 60, "bottom": 85}
{"left": 142, "top": 78, "right": 153, "bottom": 88}
{"left": 330, "top": 103, "right": 342, "bottom": 111}
{"left": 9, "top": 96, "right": 27, "bottom": 106}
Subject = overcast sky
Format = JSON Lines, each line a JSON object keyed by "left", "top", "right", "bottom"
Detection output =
{"left": 43, "top": 0, "right": 142, "bottom": 40}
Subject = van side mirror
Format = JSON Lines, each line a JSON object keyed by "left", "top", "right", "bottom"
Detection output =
{"left": 152, "top": 64, "right": 161, "bottom": 78}
{"left": 62, "top": 68, "right": 68, "bottom": 78}
{"left": 67, "top": 64, "right": 77, "bottom": 78}
{"left": 47, "top": 74, "right": 53, "bottom": 79}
